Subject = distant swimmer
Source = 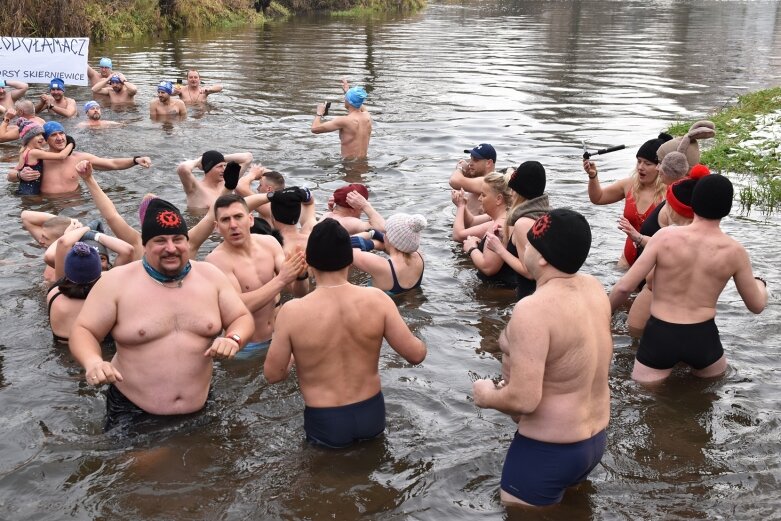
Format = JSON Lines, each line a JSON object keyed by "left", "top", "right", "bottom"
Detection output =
{"left": 206, "top": 194, "right": 307, "bottom": 359}
{"left": 35, "top": 78, "right": 77, "bottom": 118}
{"left": 176, "top": 150, "right": 254, "bottom": 210}
{"left": 91, "top": 73, "right": 138, "bottom": 104}
{"left": 87, "top": 57, "right": 115, "bottom": 87}
{"left": 264, "top": 218, "right": 426, "bottom": 448}
{"left": 311, "top": 79, "right": 372, "bottom": 159}
{"left": 609, "top": 174, "right": 768, "bottom": 383}
{"left": 149, "top": 81, "right": 187, "bottom": 118}
{"left": 175, "top": 70, "right": 223, "bottom": 105}
{"left": 473, "top": 209, "right": 612, "bottom": 507}
{"left": 78, "top": 101, "right": 122, "bottom": 129}
{"left": 69, "top": 198, "right": 254, "bottom": 432}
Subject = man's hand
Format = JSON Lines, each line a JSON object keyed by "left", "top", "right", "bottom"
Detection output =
{"left": 346, "top": 190, "right": 368, "bottom": 211}
{"left": 18, "top": 167, "right": 41, "bottom": 182}
{"left": 473, "top": 379, "right": 500, "bottom": 408}
{"left": 463, "top": 235, "right": 480, "bottom": 252}
{"left": 2, "top": 108, "right": 16, "bottom": 123}
{"left": 204, "top": 336, "right": 241, "bottom": 359}
{"left": 451, "top": 189, "right": 466, "bottom": 208}
{"left": 341, "top": 78, "right": 350, "bottom": 93}
{"left": 76, "top": 160, "right": 93, "bottom": 179}
{"left": 134, "top": 156, "right": 152, "bottom": 168}
{"left": 87, "top": 361, "right": 124, "bottom": 385}
{"left": 40, "top": 94, "right": 54, "bottom": 108}
{"left": 279, "top": 249, "right": 307, "bottom": 284}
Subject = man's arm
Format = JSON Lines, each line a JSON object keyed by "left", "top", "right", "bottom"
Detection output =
{"left": 346, "top": 191, "right": 385, "bottom": 231}
{"left": 264, "top": 303, "right": 295, "bottom": 383}
{"left": 90, "top": 154, "right": 152, "bottom": 171}
{"left": 7, "top": 81, "right": 28, "bottom": 101}
{"left": 473, "top": 301, "right": 547, "bottom": 415}
{"left": 609, "top": 234, "right": 659, "bottom": 312}
{"left": 87, "top": 66, "right": 101, "bottom": 86}
{"left": 381, "top": 293, "right": 426, "bottom": 364}
{"left": 311, "top": 113, "right": 349, "bottom": 134}
{"left": 69, "top": 275, "right": 123, "bottom": 384}
{"left": 0, "top": 110, "right": 19, "bottom": 143}
{"left": 50, "top": 98, "right": 77, "bottom": 118}
{"left": 205, "top": 84, "right": 223, "bottom": 95}
{"left": 123, "top": 79, "right": 138, "bottom": 97}
{"left": 732, "top": 247, "right": 768, "bottom": 314}
{"left": 21, "top": 210, "right": 57, "bottom": 242}
{"left": 176, "top": 158, "right": 201, "bottom": 195}
{"left": 224, "top": 152, "right": 254, "bottom": 175}
{"left": 91, "top": 77, "right": 111, "bottom": 95}
{"left": 204, "top": 264, "right": 255, "bottom": 359}
{"left": 449, "top": 165, "right": 484, "bottom": 194}
{"left": 235, "top": 164, "right": 265, "bottom": 197}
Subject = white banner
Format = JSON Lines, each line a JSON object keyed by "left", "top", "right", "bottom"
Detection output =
{"left": 0, "top": 37, "right": 89, "bottom": 87}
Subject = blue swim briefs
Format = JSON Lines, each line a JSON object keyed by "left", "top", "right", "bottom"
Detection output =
{"left": 304, "top": 391, "right": 385, "bottom": 449}
{"left": 233, "top": 339, "right": 271, "bottom": 360}
{"left": 500, "top": 429, "right": 607, "bottom": 506}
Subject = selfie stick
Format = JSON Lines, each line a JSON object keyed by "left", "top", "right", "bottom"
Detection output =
{"left": 582, "top": 144, "right": 626, "bottom": 160}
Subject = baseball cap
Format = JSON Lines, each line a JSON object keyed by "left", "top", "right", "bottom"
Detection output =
{"left": 464, "top": 143, "right": 496, "bottom": 162}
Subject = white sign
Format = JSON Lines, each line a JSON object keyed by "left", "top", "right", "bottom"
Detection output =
{"left": 0, "top": 37, "right": 89, "bottom": 86}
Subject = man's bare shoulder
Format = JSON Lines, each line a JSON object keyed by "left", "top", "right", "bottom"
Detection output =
{"left": 252, "top": 233, "right": 283, "bottom": 252}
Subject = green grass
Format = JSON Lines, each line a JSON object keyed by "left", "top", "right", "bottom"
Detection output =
{"left": 666, "top": 87, "right": 781, "bottom": 215}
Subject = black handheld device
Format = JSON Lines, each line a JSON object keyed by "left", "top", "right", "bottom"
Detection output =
{"left": 323, "top": 101, "right": 331, "bottom": 117}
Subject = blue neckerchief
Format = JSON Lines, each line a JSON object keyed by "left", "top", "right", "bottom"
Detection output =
{"left": 142, "top": 255, "right": 192, "bottom": 283}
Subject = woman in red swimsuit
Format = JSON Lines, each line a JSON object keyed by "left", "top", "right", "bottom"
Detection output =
{"left": 583, "top": 133, "right": 670, "bottom": 267}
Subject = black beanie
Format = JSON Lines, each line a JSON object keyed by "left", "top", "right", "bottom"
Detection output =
{"left": 201, "top": 150, "right": 225, "bottom": 174}
{"left": 270, "top": 187, "right": 311, "bottom": 225}
{"left": 306, "top": 218, "right": 353, "bottom": 271}
{"left": 142, "top": 198, "right": 189, "bottom": 245}
{"left": 636, "top": 133, "right": 673, "bottom": 164}
{"left": 508, "top": 161, "right": 546, "bottom": 199}
{"left": 526, "top": 209, "right": 591, "bottom": 274}
{"left": 692, "top": 174, "right": 733, "bottom": 219}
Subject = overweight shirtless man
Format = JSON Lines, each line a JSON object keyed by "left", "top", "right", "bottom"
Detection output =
{"left": 311, "top": 79, "right": 372, "bottom": 159}
{"left": 609, "top": 174, "right": 768, "bottom": 383}
{"left": 6, "top": 121, "right": 152, "bottom": 195}
{"left": 206, "top": 194, "right": 307, "bottom": 359}
{"left": 176, "top": 150, "right": 254, "bottom": 210}
{"left": 473, "top": 209, "right": 612, "bottom": 507}
{"left": 264, "top": 218, "right": 426, "bottom": 448}
{"left": 70, "top": 198, "right": 254, "bottom": 431}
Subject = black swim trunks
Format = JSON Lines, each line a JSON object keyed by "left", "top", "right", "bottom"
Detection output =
{"left": 104, "top": 384, "right": 208, "bottom": 434}
{"left": 636, "top": 315, "right": 724, "bottom": 370}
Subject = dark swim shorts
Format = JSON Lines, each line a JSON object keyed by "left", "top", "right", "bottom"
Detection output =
{"left": 501, "top": 430, "right": 607, "bottom": 506}
{"left": 636, "top": 315, "right": 724, "bottom": 370}
{"left": 303, "top": 391, "right": 386, "bottom": 449}
{"left": 104, "top": 384, "right": 207, "bottom": 434}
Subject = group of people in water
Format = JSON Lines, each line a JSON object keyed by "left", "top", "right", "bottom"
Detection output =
{"left": 0, "top": 55, "right": 769, "bottom": 508}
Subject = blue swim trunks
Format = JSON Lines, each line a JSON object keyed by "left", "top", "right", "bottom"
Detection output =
{"left": 304, "top": 391, "right": 385, "bottom": 449}
{"left": 500, "top": 430, "right": 607, "bottom": 506}
{"left": 233, "top": 339, "right": 271, "bottom": 360}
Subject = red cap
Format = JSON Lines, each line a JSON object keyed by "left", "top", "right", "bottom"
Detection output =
{"left": 333, "top": 183, "right": 369, "bottom": 208}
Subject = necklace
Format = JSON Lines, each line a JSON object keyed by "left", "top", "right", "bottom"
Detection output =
{"left": 142, "top": 255, "right": 192, "bottom": 289}
{"left": 317, "top": 282, "right": 349, "bottom": 289}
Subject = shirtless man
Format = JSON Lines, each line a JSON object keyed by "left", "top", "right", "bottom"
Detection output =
{"left": 35, "top": 78, "right": 77, "bottom": 118}
{"left": 0, "top": 79, "right": 29, "bottom": 116}
{"left": 473, "top": 208, "right": 611, "bottom": 507}
{"left": 21, "top": 210, "right": 82, "bottom": 282}
{"left": 0, "top": 100, "right": 46, "bottom": 142}
{"left": 320, "top": 183, "right": 385, "bottom": 234}
{"left": 91, "top": 74, "right": 137, "bottom": 104}
{"left": 311, "top": 79, "right": 372, "bottom": 159}
{"left": 206, "top": 194, "right": 307, "bottom": 359}
{"left": 609, "top": 174, "right": 768, "bottom": 383}
{"left": 87, "top": 57, "right": 114, "bottom": 87}
{"left": 150, "top": 81, "right": 187, "bottom": 118}
{"left": 69, "top": 198, "right": 254, "bottom": 431}
{"left": 6, "top": 121, "right": 152, "bottom": 194}
{"left": 449, "top": 143, "right": 497, "bottom": 215}
{"left": 264, "top": 218, "right": 426, "bottom": 448}
{"left": 176, "top": 70, "right": 222, "bottom": 105}
{"left": 78, "top": 101, "right": 121, "bottom": 129}
{"left": 235, "top": 165, "right": 285, "bottom": 225}
{"left": 176, "top": 150, "right": 254, "bottom": 210}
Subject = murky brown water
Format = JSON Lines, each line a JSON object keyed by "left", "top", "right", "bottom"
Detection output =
{"left": 1, "top": 1, "right": 780, "bottom": 519}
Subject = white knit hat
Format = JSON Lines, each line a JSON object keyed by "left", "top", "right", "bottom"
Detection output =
{"left": 385, "top": 213, "right": 427, "bottom": 253}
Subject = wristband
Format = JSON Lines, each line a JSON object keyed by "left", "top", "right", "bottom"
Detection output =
{"left": 467, "top": 246, "right": 478, "bottom": 256}
{"left": 296, "top": 272, "right": 309, "bottom": 281}
{"left": 93, "top": 232, "right": 102, "bottom": 244}
{"left": 754, "top": 276, "right": 767, "bottom": 287}
{"left": 226, "top": 332, "right": 242, "bottom": 346}
{"left": 588, "top": 173, "right": 597, "bottom": 179}
{"left": 132, "top": 156, "right": 141, "bottom": 165}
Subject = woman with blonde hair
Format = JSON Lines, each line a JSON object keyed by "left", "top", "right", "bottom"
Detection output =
{"left": 583, "top": 133, "right": 671, "bottom": 267}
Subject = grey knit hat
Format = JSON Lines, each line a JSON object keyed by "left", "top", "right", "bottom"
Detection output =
{"left": 385, "top": 213, "right": 427, "bottom": 253}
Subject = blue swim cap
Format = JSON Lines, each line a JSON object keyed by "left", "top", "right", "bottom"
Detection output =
{"left": 0, "top": 80, "right": 6, "bottom": 88}
{"left": 344, "top": 86, "right": 367, "bottom": 108}
{"left": 157, "top": 81, "right": 174, "bottom": 95}
{"left": 84, "top": 100, "right": 100, "bottom": 112}
{"left": 109, "top": 74, "right": 122, "bottom": 84}
{"left": 43, "top": 121, "right": 65, "bottom": 139}
{"left": 50, "top": 78, "right": 65, "bottom": 91}
{"left": 99, "top": 57, "right": 112, "bottom": 68}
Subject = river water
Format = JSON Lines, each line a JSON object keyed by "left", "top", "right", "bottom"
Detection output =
{"left": 1, "top": 1, "right": 780, "bottom": 519}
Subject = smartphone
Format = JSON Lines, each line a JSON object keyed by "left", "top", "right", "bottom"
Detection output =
{"left": 323, "top": 101, "right": 332, "bottom": 117}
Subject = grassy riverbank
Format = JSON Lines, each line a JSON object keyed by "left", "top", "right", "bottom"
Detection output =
{"left": 1, "top": 0, "right": 422, "bottom": 41}
{"left": 667, "top": 87, "right": 781, "bottom": 215}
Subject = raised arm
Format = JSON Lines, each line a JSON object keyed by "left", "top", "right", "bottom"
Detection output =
{"left": 311, "top": 112, "right": 348, "bottom": 134}
{"left": 583, "top": 159, "right": 627, "bottom": 205}
{"left": 382, "top": 293, "right": 426, "bottom": 364}
{"left": 235, "top": 164, "right": 264, "bottom": 197}
{"left": 7, "top": 81, "right": 29, "bottom": 101}
{"left": 176, "top": 157, "right": 201, "bottom": 195}
{"left": 224, "top": 152, "right": 253, "bottom": 175}
{"left": 91, "top": 77, "right": 111, "bottom": 95}
{"left": 346, "top": 191, "right": 385, "bottom": 232}
{"left": 449, "top": 164, "right": 484, "bottom": 194}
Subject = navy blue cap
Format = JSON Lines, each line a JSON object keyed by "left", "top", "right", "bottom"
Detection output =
{"left": 464, "top": 143, "right": 496, "bottom": 162}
